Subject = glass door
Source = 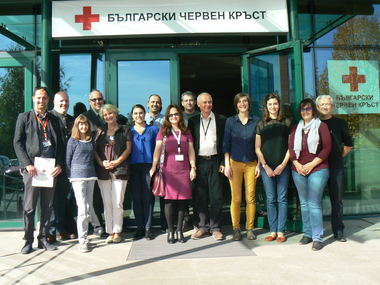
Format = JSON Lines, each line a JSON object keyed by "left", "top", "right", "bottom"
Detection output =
{"left": 241, "top": 41, "right": 304, "bottom": 231}
{"left": 107, "top": 51, "right": 179, "bottom": 228}
{"left": 0, "top": 52, "right": 34, "bottom": 228}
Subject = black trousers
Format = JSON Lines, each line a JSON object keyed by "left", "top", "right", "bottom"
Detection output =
{"left": 328, "top": 168, "right": 345, "bottom": 235}
{"left": 193, "top": 156, "right": 223, "bottom": 233}
{"left": 22, "top": 170, "right": 56, "bottom": 241}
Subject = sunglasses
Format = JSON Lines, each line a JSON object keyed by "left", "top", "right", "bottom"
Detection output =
{"left": 301, "top": 107, "right": 312, "bottom": 113}
{"left": 90, "top": 98, "right": 104, "bottom": 102}
{"left": 168, "top": 113, "right": 179, "bottom": 118}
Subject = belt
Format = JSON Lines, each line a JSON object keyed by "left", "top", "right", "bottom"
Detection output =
{"left": 198, "top": 155, "right": 217, "bottom": 160}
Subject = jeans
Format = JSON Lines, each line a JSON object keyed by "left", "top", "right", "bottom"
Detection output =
{"left": 98, "top": 179, "right": 127, "bottom": 234}
{"left": 328, "top": 168, "right": 345, "bottom": 235}
{"left": 261, "top": 164, "right": 290, "bottom": 233}
{"left": 228, "top": 159, "right": 257, "bottom": 230}
{"left": 292, "top": 168, "right": 329, "bottom": 242}
{"left": 72, "top": 180, "right": 95, "bottom": 245}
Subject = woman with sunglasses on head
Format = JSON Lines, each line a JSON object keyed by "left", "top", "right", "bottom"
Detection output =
{"left": 289, "top": 98, "right": 331, "bottom": 251}
{"left": 130, "top": 104, "right": 159, "bottom": 240}
{"left": 95, "top": 104, "right": 132, "bottom": 244}
{"left": 66, "top": 115, "right": 98, "bottom": 253}
{"left": 255, "top": 93, "right": 293, "bottom": 243}
{"left": 150, "top": 104, "right": 196, "bottom": 244}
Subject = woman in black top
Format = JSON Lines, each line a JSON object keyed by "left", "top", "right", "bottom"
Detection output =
{"left": 255, "top": 93, "right": 293, "bottom": 243}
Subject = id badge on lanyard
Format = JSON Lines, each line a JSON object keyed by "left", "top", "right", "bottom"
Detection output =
{"left": 36, "top": 115, "right": 52, "bottom": 147}
{"left": 172, "top": 130, "right": 184, "bottom": 161}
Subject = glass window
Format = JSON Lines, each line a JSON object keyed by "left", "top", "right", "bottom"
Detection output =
{"left": 314, "top": 6, "right": 380, "bottom": 215}
{"left": 0, "top": 15, "right": 36, "bottom": 51}
{"left": 59, "top": 54, "right": 91, "bottom": 116}
{"left": 117, "top": 60, "right": 170, "bottom": 119}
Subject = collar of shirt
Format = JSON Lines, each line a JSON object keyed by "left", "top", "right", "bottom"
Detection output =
{"left": 234, "top": 114, "right": 256, "bottom": 123}
{"left": 34, "top": 108, "right": 48, "bottom": 119}
{"left": 52, "top": 109, "right": 66, "bottom": 119}
{"left": 201, "top": 111, "right": 215, "bottom": 122}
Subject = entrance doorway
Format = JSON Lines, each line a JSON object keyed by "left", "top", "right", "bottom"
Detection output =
{"left": 179, "top": 54, "right": 241, "bottom": 118}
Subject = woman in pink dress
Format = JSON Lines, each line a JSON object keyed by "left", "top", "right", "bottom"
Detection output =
{"left": 150, "top": 104, "right": 196, "bottom": 244}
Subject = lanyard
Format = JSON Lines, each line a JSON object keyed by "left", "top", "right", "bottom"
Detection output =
{"left": 201, "top": 116, "right": 211, "bottom": 137}
{"left": 171, "top": 129, "right": 181, "bottom": 154}
{"left": 36, "top": 115, "right": 49, "bottom": 141}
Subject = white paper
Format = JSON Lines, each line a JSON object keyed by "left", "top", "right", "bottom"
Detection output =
{"left": 32, "top": 157, "right": 56, "bottom": 188}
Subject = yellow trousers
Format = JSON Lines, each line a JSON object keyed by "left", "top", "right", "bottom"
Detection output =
{"left": 229, "top": 159, "right": 257, "bottom": 230}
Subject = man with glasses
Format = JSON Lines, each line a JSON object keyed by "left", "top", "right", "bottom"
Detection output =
{"left": 14, "top": 87, "right": 64, "bottom": 254}
{"left": 82, "top": 89, "right": 105, "bottom": 237}
{"left": 316, "top": 95, "right": 353, "bottom": 242}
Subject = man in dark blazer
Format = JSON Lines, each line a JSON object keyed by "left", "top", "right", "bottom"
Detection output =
{"left": 82, "top": 89, "right": 105, "bottom": 237}
{"left": 14, "top": 86, "right": 64, "bottom": 254}
{"left": 188, "top": 92, "right": 227, "bottom": 241}
{"left": 48, "top": 91, "right": 76, "bottom": 242}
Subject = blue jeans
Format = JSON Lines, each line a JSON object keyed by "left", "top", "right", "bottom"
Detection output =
{"left": 292, "top": 168, "right": 329, "bottom": 242}
{"left": 261, "top": 164, "right": 290, "bottom": 233}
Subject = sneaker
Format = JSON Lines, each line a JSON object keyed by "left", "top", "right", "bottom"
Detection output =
{"left": 246, "top": 229, "right": 256, "bottom": 240}
{"left": 79, "top": 243, "right": 89, "bottom": 253}
{"left": 312, "top": 241, "right": 323, "bottom": 251}
{"left": 299, "top": 235, "right": 313, "bottom": 245}
{"left": 212, "top": 231, "right": 223, "bottom": 241}
{"left": 232, "top": 228, "right": 241, "bottom": 241}
{"left": 191, "top": 229, "right": 209, "bottom": 240}
{"left": 93, "top": 228, "right": 104, "bottom": 237}
{"left": 86, "top": 242, "right": 96, "bottom": 249}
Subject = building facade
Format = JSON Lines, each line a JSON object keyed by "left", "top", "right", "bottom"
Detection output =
{"left": 1, "top": 0, "right": 379, "bottom": 228}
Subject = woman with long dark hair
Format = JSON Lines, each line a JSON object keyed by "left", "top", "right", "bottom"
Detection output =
{"left": 150, "top": 104, "right": 196, "bottom": 244}
{"left": 255, "top": 93, "right": 293, "bottom": 243}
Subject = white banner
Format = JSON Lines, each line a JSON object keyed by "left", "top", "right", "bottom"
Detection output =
{"left": 52, "top": 0, "right": 288, "bottom": 38}
{"left": 328, "top": 60, "right": 380, "bottom": 114}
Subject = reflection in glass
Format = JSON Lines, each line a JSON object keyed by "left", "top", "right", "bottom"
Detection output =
{"left": 0, "top": 15, "right": 35, "bottom": 51}
{"left": 60, "top": 54, "right": 91, "bottom": 115}
{"left": 117, "top": 60, "right": 170, "bottom": 119}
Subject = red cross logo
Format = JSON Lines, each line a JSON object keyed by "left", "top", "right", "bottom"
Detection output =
{"left": 75, "top": 6, "right": 99, "bottom": 31}
{"left": 342, "top": 66, "right": 366, "bottom": 92}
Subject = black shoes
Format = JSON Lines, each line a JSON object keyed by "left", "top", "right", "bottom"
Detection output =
{"left": 312, "top": 241, "right": 323, "bottom": 251}
{"left": 38, "top": 238, "right": 57, "bottom": 251}
{"left": 21, "top": 241, "right": 33, "bottom": 254}
{"left": 145, "top": 229, "right": 153, "bottom": 240}
{"left": 232, "top": 228, "right": 241, "bottom": 241}
{"left": 177, "top": 231, "right": 186, "bottom": 243}
{"left": 334, "top": 231, "right": 347, "bottom": 242}
{"left": 167, "top": 231, "right": 175, "bottom": 244}
{"left": 299, "top": 235, "right": 313, "bottom": 245}
{"left": 133, "top": 228, "right": 145, "bottom": 240}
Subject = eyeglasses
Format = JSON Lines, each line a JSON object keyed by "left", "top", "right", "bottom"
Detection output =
{"left": 90, "top": 98, "right": 104, "bottom": 102}
{"left": 301, "top": 107, "right": 312, "bottom": 113}
{"left": 319, "top": 103, "right": 331, "bottom": 107}
{"left": 168, "top": 113, "right": 179, "bottom": 118}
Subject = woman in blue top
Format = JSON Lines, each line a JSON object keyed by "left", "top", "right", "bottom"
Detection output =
{"left": 66, "top": 115, "right": 98, "bottom": 253}
{"left": 223, "top": 93, "right": 261, "bottom": 241}
{"left": 130, "top": 104, "right": 159, "bottom": 240}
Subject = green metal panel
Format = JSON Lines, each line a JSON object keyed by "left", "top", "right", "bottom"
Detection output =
{"left": 106, "top": 51, "right": 180, "bottom": 106}
{"left": 0, "top": 52, "right": 35, "bottom": 111}
{"left": 41, "top": 0, "right": 51, "bottom": 95}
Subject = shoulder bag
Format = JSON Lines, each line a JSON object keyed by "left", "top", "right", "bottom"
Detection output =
{"left": 150, "top": 136, "right": 167, "bottom": 197}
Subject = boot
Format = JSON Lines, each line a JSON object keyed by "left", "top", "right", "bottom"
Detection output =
{"left": 167, "top": 231, "right": 175, "bottom": 244}
{"left": 177, "top": 230, "right": 186, "bottom": 243}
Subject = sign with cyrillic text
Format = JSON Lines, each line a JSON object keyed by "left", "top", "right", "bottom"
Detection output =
{"left": 328, "top": 60, "right": 380, "bottom": 114}
{"left": 52, "top": 0, "right": 288, "bottom": 38}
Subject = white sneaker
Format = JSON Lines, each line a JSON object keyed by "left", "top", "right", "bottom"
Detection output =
{"left": 79, "top": 243, "right": 89, "bottom": 253}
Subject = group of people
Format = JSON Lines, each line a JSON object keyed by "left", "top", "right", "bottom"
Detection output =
{"left": 13, "top": 86, "right": 352, "bottom": 254}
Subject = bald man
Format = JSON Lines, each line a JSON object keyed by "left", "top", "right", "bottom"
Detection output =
{"left": 48, "top": 91, "right": 76, "bottom": 242}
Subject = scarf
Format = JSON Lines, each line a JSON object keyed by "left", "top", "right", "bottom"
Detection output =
{"left": 293, "top": 117, "right": 321, "bottom": 159}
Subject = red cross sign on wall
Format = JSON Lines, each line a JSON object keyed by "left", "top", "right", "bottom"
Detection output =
{"left": 75, "top": 6, "right": 99, "bottom": 31}
{"left": 342, "top": 66, "right": 366, "bottom": 92}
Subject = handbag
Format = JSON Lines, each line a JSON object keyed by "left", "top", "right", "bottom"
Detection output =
{"left": 150, "top": 136, "right": 167, "bottom": 197}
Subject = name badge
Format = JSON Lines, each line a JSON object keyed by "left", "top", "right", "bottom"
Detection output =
{"left": 175, "top": 154, "right": 184, "bottom": 161}
{"left": 43, "top": 140, "right": 52, "bottom": 147}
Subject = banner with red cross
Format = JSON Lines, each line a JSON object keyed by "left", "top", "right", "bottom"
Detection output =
{"left": 328, "top": 60, "right": 379, "bottom": 114}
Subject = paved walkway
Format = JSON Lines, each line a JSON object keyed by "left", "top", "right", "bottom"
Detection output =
{"left": 0, "top": 217, "right": 379, "bottom": 285}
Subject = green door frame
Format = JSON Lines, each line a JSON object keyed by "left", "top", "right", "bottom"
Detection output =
{"left": 0, "top": 52, "right": 35, "bottom": 111}
{"left": 106, "top": 50, "right": 180, "bottom": 107}
{"left": 243, "top": 40, "right": 305, "bottom": 119}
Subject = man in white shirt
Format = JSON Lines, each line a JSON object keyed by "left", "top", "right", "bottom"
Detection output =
{"left": 188, "top": 93, "right": 227, "bottom": 240}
